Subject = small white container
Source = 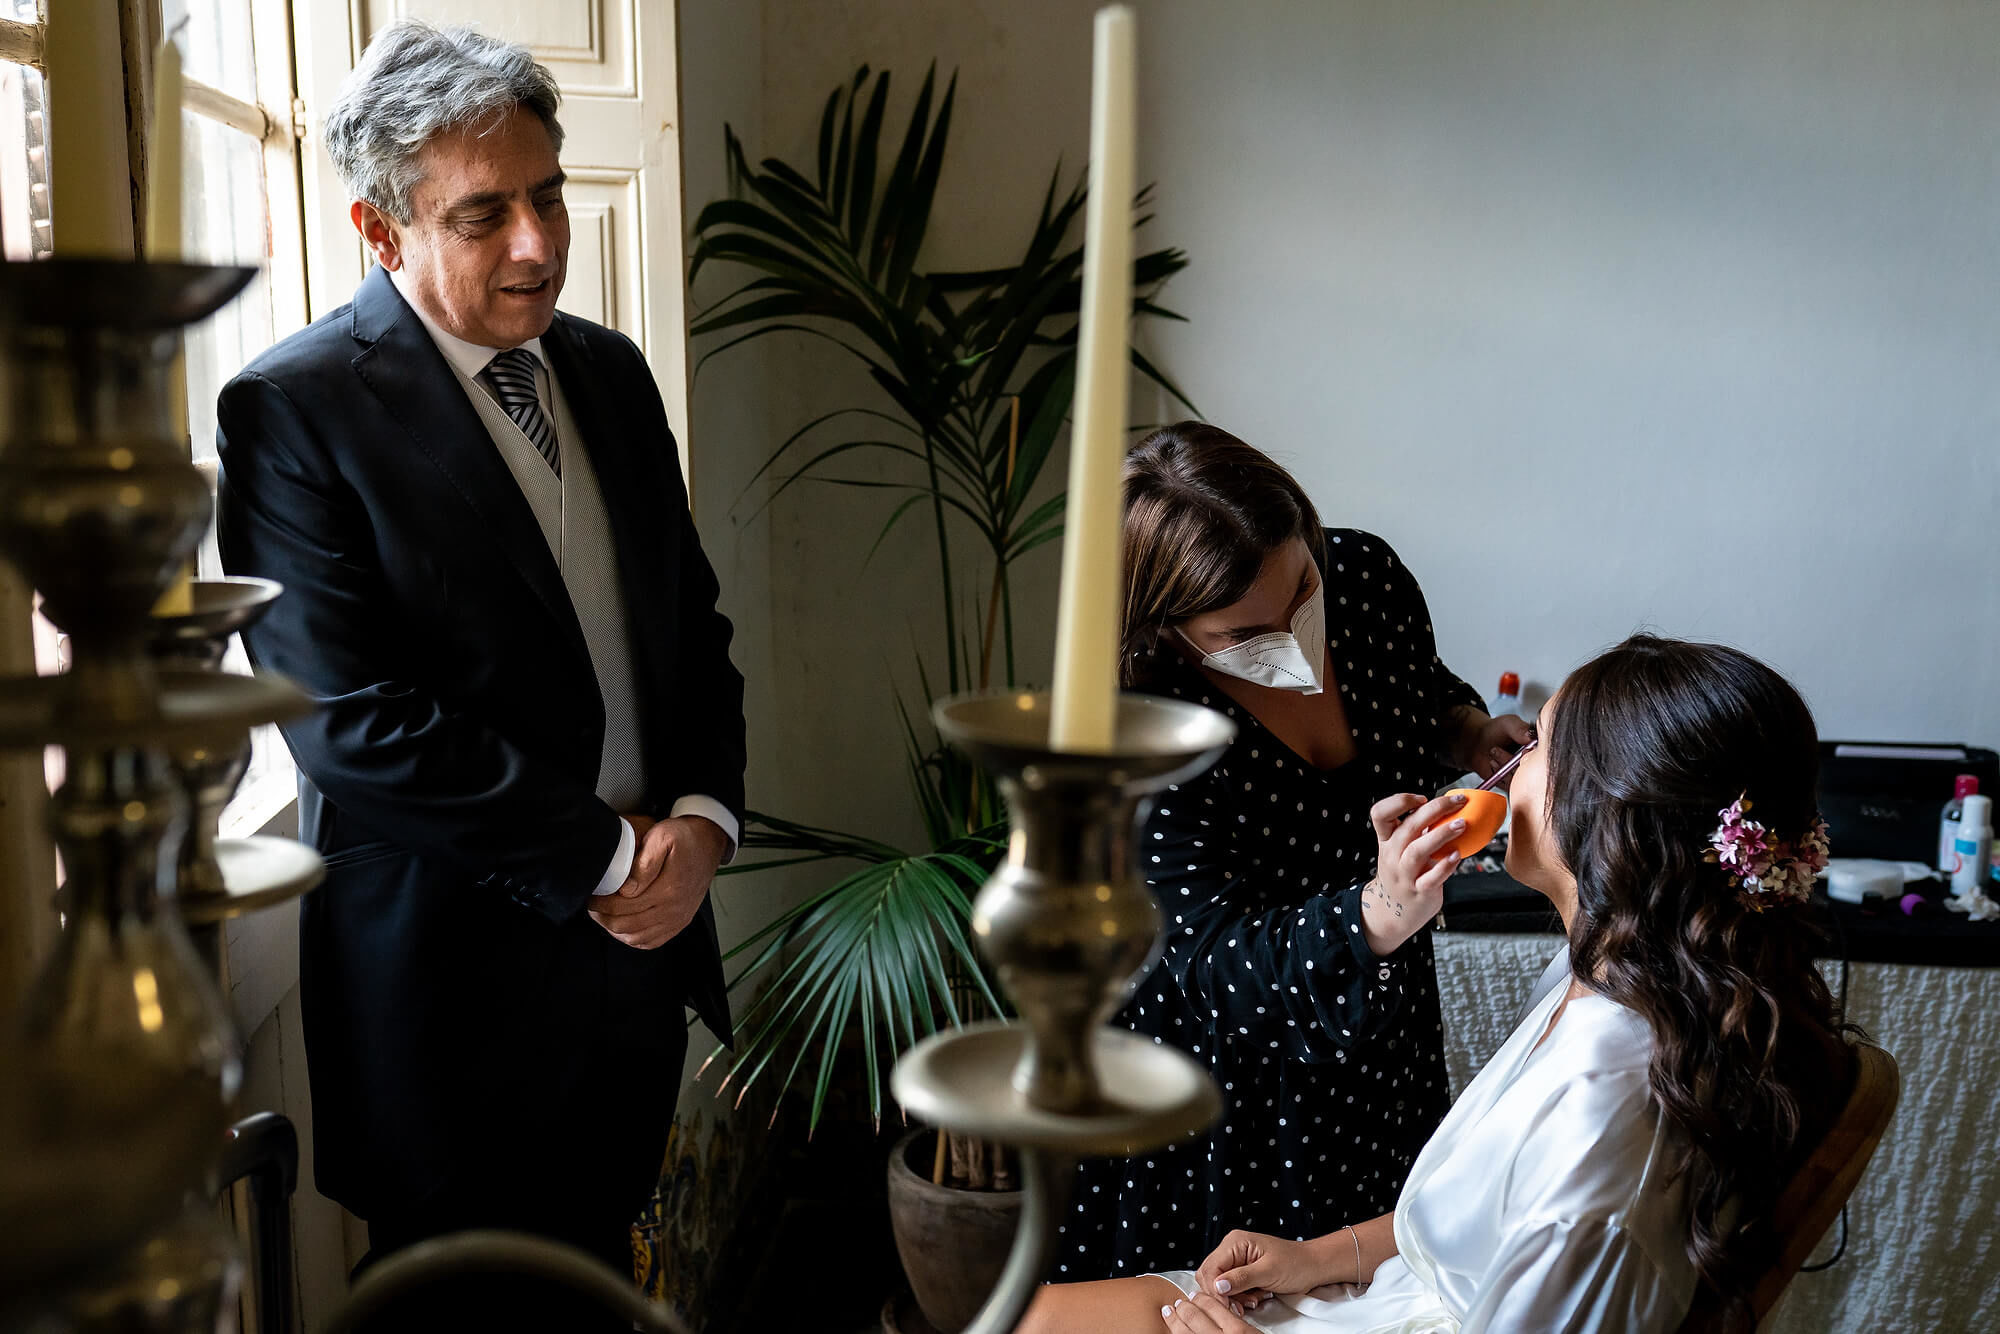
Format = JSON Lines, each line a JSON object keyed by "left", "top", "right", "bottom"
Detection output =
{"left": 1827, "top": 859, "right": 1903, "bottom": 905}
{"left": 1951, "top": 794, "right": 1994, "bottom": 899}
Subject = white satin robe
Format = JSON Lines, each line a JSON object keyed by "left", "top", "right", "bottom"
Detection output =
{"left": 1156, "top": 949, "right": 1697, "bottom": 1332}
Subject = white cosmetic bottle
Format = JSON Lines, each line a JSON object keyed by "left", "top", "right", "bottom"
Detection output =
{"left": 1940, "top": 774, "right": 1979, "bottom": 874}
{"left": 1951, "top": 794, "right": 1994, "bottom": 900}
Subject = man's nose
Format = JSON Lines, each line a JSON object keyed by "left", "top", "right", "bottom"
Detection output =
{"left": 506, "top": 203, "right": 555, "bottom": 267}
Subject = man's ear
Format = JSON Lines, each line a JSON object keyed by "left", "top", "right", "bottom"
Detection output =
{"left": 352, "top": 200, "right": 405, "bottom": 272}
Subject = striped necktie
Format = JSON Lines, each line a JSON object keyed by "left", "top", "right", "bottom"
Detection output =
{"left": 483, "top": 346, "right": 561, "bottom": 478}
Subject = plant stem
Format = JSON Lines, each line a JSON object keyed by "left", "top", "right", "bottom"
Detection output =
{"left": 920, "top": 423, "right": 961, "bottom": 693}
{"left": 977, "top": 397, "right": 1020, "bottom": 691}
{"left": 1001, "top": 564, "right": 1018, "bottom": 690}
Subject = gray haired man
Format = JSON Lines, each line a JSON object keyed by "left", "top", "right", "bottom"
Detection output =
{"left": 216, "top": 22, "right": 742, "bottom": 1324}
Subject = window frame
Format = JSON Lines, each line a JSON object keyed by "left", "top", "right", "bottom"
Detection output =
{"left": 0, "top": 18, "right": 40, "bottom": 70}
{"left": 165, "top": 0, "right": 311, "bottom": 834}
{"left": 170, "top": 0, "right": 309, "bottom": 343}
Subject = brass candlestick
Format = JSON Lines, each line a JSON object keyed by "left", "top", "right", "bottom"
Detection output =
{"left": 0, "top": 259, "right": 306, "bottom": 1328}
{"left": 148, "top": 578, "right": 325, "bottom": 957}
{"left": 892, "top": 691, "right": 1233, "bottom": 1334}
{"left": 148, "top": 577, "right": 285, "bottom": 896}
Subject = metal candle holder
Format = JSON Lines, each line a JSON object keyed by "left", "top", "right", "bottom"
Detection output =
{"left": 147, "top": 577, "right": 325, "bottom": 942}
{"left": 0, "top": 259, "right": 311, "bottom": 1325}
{"left": 892, "top": 690, "right": 1234, "bottom": 1334}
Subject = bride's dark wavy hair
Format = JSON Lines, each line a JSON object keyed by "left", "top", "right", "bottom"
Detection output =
{"left": 1546, "top": 635, "right": 1855, "bottom": 1314}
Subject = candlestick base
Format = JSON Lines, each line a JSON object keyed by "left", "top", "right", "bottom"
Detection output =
{"left": 180, "top": 836, "right": 326, "bottom": 926}
{"left": 892, "top": 1020, "right": 1218, "bottom": 1157}
{"left": 896, "top": 688, "right": 1233, "bottom": 1334}
{"left": 0, "top": 669, "right": 308, "bottom": 750}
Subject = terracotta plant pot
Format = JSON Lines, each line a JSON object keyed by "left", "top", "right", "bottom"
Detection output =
{"left": 886, "top": 1128, "right": 1024, "bottom": 1333}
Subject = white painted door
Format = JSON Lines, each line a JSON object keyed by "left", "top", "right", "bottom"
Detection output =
{"left": 292, "top": 0, "right": 691, "bottom": 465}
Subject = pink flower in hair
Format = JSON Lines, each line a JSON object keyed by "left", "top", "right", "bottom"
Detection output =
{"left": 1706, "top": 795, "right": 1831, "bottom": 910}
{"left": 1796, "top": 818, "right": 1832, "bottom": 876}
{"left": 1708, "top": 797, "right": 1772, "bottom": 874}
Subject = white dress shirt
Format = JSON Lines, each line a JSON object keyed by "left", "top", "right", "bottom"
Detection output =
{"left": 388, "top": 268, "right": 737, "bottom": 897}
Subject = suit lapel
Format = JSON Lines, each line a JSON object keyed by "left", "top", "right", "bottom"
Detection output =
{"left": 347, "top": 267, "right": 591, "bottom": 675}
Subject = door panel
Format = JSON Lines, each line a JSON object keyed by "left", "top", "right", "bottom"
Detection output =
{"left": 355, "top": 0, "right": 636, "bottom": 96}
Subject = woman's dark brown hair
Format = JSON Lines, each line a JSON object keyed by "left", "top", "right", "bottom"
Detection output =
{"left": 1548, "top": 634, "right": 1856, "bottom": 1318}
{"left": 1120, "top": 422, "right": 1324, "bottom": 686}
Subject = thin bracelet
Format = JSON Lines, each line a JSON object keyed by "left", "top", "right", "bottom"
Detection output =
{"left": 1344, "top": 1224, "right": 1362, "bottom": 1282}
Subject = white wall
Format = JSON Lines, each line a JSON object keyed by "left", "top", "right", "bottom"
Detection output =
{"left": 708, "top": 0, "right": 1999, "bottom": 785}
{"left": 1135, "top": 0, "right": 2000, "bottom": 742}
{"left": 679, "top": 0, "right": 786, "bottom": 1095}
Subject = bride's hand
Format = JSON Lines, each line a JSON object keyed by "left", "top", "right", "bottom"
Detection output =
{"left": 1360, "top": 791, "right": 1468, "bottom": 952}
{"left": 1195, "top": 1228, "right": 1327, "bottom": 1304}
{"left": 1163, "top": 1292, "right": 1258, "bottom": 1333}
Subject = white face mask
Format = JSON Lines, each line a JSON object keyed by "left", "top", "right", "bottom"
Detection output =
{"left": 1183, "top": 583, "right": 1326, "bottom": 694}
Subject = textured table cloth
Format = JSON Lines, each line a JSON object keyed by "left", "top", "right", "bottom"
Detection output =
{"left": 1434, "top": 931, "right": 1999, "bottom": 1332}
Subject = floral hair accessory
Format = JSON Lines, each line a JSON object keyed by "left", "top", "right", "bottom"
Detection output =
{"left": 1705, "top": 794, "right": 1831, "bottom": 910}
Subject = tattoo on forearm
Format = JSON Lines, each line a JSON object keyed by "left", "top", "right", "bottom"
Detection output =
{"left": 1366, "top": 879, "right": 1403, "bottom": 918}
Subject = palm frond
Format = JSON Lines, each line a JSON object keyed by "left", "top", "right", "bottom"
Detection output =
{"left": 689, "top": 64, "right": 1191, "bottom": 1134}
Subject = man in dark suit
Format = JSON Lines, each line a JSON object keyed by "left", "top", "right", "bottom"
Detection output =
{"left": 216, "top": 21, "right": 741, "bottom": 1319}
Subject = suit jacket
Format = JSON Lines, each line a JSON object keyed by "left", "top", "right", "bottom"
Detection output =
{"left": 217, "top": 265, "right": 744, "bottom": 1218}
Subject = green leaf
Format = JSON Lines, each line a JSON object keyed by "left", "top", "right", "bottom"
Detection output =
{"left": 884, "top": 72, "right": 957, "bottom": 304}
{"left": 730, "top": 405, "right": 920, "bottom": 507}
{"left": 870, "top": 64, "right": 936, "bottom": 282}
{"left": 862, "top": 492, "right": 931, "bottom": 571}
{"left": 848, "top": 70, "right": 891, "bottom": 247}
{"left": 815, "top": 85, "right": 841, "bottom": 195}
{"left": 1004, "top": 351, "right": 1076, "bottom": 513}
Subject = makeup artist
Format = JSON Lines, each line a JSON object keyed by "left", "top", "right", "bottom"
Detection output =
{"left": 1056, "top": 422, "right": 1530, "bottom": 1286}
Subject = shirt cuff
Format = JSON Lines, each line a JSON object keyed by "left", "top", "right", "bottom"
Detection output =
{"left": 591, "top": 815, "right": 638, "bottom": 896}
{"left": 670, "top": 795, "right": 740, "bottom": 865}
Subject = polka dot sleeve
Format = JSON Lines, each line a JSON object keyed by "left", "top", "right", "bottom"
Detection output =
{"left": 1146, "top": 768, "right": 1418, "bottom": 1061}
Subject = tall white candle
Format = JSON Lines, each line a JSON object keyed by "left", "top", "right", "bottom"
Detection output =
{"left": 1048, "top": 5, "right": 1137, "bottom": 754}
{"left": 147, "top": 36, "right": 183, "bottom": 261}
{"left": 45, "top": 0, "right": 135, "bottom": 256}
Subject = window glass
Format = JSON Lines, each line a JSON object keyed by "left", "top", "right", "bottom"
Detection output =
{"left": 182, "top": 109, "right": 274, "bottom": 473}
{"left": 0, "top": 61, "right": 52, "bottom": 260}
{"left": 164, "top": 0, "right": 257, "bottom": 103}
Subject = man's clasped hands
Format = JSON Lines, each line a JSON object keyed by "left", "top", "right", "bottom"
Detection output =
{"left": 587, "top": 813, "right": 731, "bottom": 950}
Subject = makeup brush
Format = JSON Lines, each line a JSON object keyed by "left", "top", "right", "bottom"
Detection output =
{"left": 1476, "top": 737, "right": 1537, "bottom": 792}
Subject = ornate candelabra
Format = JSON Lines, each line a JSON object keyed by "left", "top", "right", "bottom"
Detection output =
{"left": 892, "top": 690, "right": 1234, "bottom": 1334}
{"left": 0, "top": 258, "right": 313, "bottom": 1330}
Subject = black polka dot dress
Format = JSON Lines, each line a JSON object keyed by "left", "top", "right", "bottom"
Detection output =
{"left": 1055, "top": 529, "right": 1485, "bottom": 1281}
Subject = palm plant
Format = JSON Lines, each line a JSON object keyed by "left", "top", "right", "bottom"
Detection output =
{"left": 691, "top": 64, "right": 1192, "bottom": 1160}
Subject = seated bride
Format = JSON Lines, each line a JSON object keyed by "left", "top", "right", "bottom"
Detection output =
{"left": 1022, "top": 634, "right": 1857, "bottom": 1334}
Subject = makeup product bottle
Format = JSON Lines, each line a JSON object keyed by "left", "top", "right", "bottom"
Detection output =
{"left": 1487, "top": 672, "right": 1521, "bottom": 720}
{"left": 1940, "top": 774, "right": 1979, "bottom": 874}
{"left": 1951, "top": 794, "right": 1993, "bottom": 900}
